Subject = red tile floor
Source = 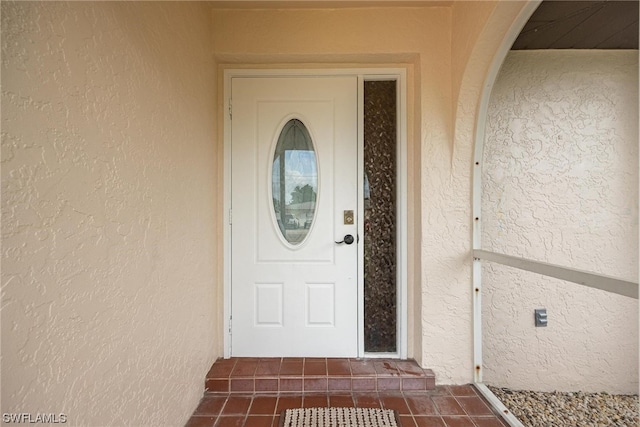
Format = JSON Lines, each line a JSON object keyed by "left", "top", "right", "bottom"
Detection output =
{"left": 185, "top": 358, "right": 508, "bottom": 427}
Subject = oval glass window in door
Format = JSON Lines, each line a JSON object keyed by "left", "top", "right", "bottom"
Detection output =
{"left": 271, "top": 119, "right": 318, "bottom": 246}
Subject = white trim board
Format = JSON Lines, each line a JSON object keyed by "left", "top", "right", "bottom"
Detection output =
{"left": 474, "top": 250, "right": 638, "bottom": 299}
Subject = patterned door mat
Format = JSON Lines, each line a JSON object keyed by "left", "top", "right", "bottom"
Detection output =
{"left": 280, "top": 407, "right": 400, "bottom": 427}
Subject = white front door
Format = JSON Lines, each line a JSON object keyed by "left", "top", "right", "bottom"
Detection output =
{"left": 230, "top": 76, "right": 359, "bottom": 357}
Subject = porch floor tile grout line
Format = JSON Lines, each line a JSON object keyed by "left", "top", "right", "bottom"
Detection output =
{"left": 187, "top": 390, "right": 509, "bottom": 427}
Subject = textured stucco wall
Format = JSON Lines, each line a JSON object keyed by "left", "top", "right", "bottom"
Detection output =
{"left": 1, "top": 2, "right": 218, "bottom": 425}
{"left": 481, "top": 51, "right": 639, "bottom": 393}
{"left": 439, "top": 0, "right": 529, "bottom": 384}
{"left": 451, "top": 0, "right": 497, "bottom": 125}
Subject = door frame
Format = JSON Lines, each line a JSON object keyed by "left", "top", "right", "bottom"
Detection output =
{"left": 223, "top": 68, "right": 408, "bottom": 359}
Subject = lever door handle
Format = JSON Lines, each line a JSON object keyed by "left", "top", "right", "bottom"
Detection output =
{"left": 335, "top": 234, "right": 355, "bottom": 245}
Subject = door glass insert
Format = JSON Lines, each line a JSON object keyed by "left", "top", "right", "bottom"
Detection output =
{"left": 364, "top": 80, "right": 397, "bottom": 352}
{"left": 271, "top": 119, "right": 318, "bottom": 245}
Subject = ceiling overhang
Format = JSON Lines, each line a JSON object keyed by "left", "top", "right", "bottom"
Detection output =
{"left": 513, "top": 1, "right": 639, "bottom": 50}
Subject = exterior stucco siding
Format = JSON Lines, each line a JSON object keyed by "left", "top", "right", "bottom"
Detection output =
{"left": 1, "top": 2, "right": 218, "bottom": 425}
{"left": 481, "top": 50, "right": 639, "bottom": 393}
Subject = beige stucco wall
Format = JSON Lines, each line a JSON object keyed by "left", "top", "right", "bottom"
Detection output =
{"left": 451, "top": 1, "right": 497, "bottom": 128}
{"left": 482, "top": 50, "right": 639, "bottom": 393}
{"left": 444, "top": 0, "right": 532, "bottom": 383}
{"left": 1, "top": 2, "right": 218, "bottom": 425}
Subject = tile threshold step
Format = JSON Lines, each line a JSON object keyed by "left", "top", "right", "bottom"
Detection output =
{"left": 205, "top": 357, "right": 436, "bottom": 394}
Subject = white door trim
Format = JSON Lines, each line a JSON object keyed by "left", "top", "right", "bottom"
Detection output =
{"left": 223, "top": 68, "right": 408, "bottom": 359}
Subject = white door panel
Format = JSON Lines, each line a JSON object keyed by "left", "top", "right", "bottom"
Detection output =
{"left": 231, "top": 76, "right": 358, "bottom": 357}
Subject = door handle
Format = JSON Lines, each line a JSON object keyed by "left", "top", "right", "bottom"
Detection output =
{"left": 335, "top": 234, "right": 355, "bottom": 245}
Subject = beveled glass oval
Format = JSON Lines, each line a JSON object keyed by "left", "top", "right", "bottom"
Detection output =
{"left": 271, "top": 119, "right": 318, "bottom": 246}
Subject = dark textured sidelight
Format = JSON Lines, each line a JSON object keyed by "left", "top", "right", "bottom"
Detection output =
{"left": 364, "top": 80, "right": 397, "bottom": 352}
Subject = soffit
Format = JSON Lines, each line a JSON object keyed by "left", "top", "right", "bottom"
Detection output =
{"left": 513, "top": 0, "right": 639, "bottom": 49}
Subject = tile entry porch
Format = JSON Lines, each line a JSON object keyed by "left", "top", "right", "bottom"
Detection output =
{"left": 185, "top": 358, "right": 508, "bottom": 427}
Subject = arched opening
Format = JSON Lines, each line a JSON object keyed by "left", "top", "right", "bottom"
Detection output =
{"left": 470, "top": 1, "right": 639, "bottom": 421}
